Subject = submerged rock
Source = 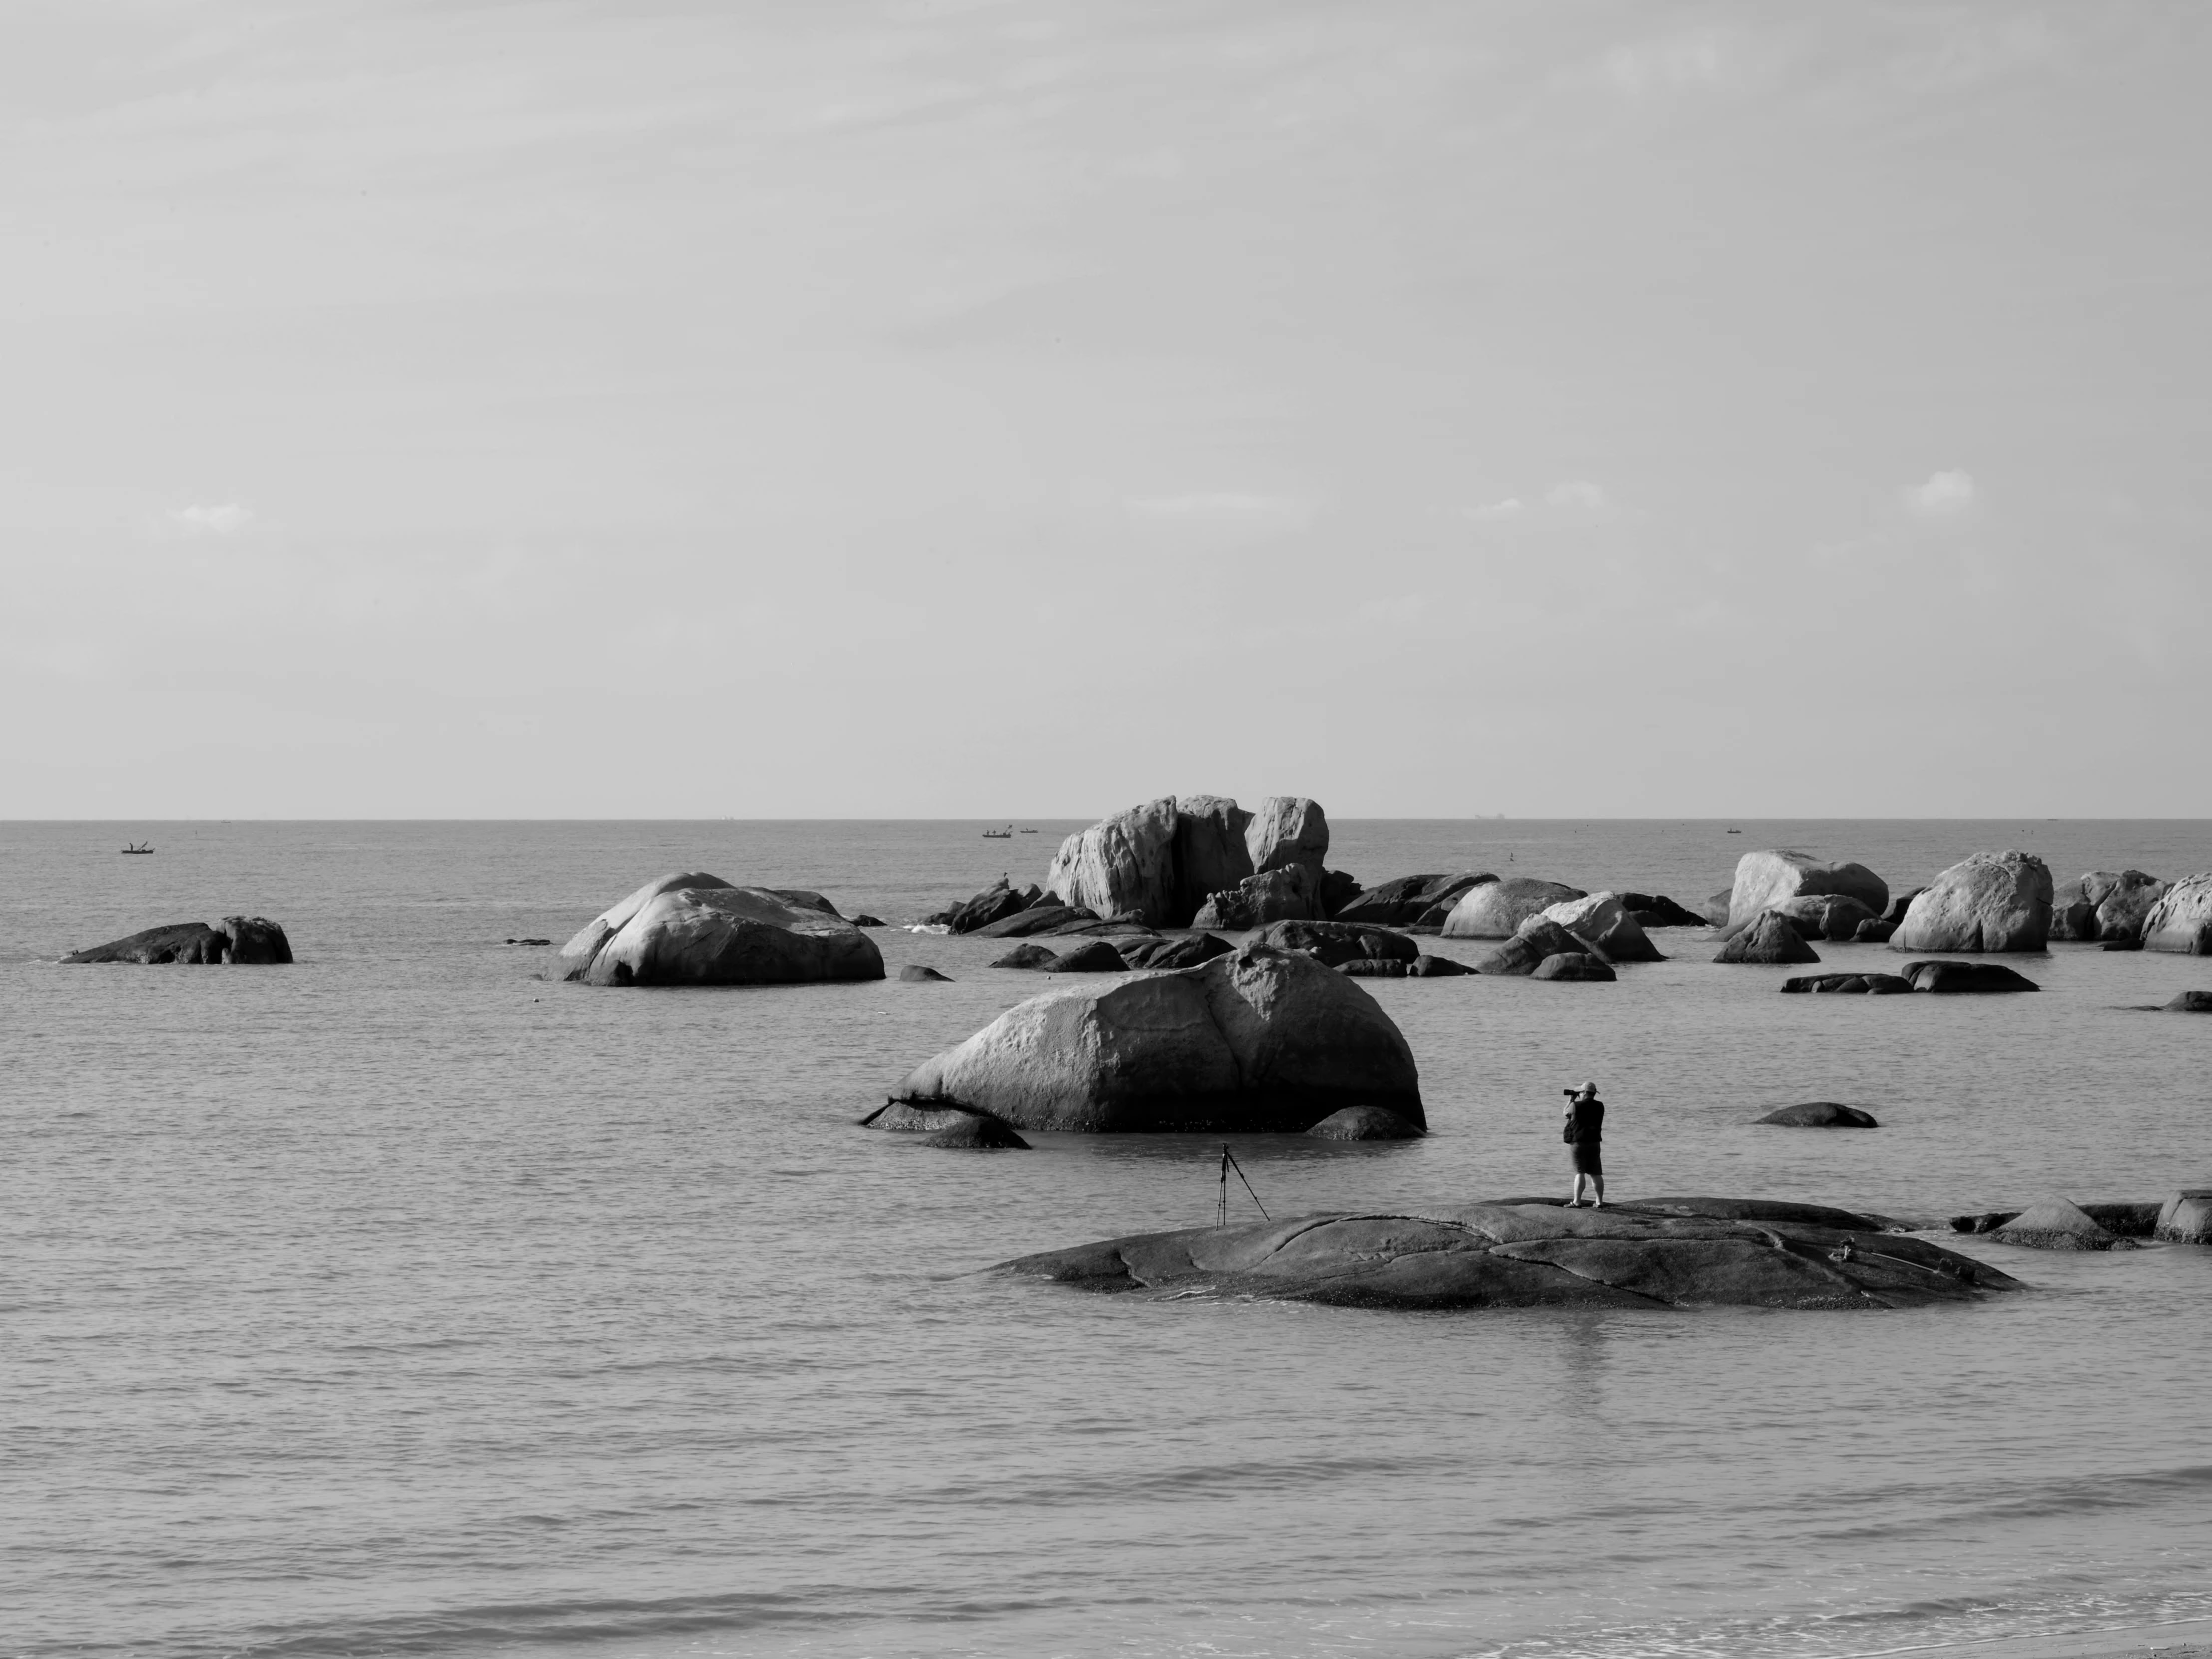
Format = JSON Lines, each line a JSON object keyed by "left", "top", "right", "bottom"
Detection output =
{"left": 64, "top": 916, "right": 294, "bottom": 965}
{"left": 849, "top": 914, "right": 887, "bottom": 928}
{"left": 994, "top": 1195, "right": 2017, "bottom": 1310}
{"left": 1048, "top": 940, "right": 1128, "bottom": 973}
{"left": 561, "top": 875, "right": 884, "bottom": 986}
{"left": 923, "top": 1115, "right": 1031, "bottom": 1150}
{"left": 1713, "top": 912, "right": 1820, "bottom": 965}
{"left": 884, "top": 942, "right": 1422, "bottom": 1133}
{"left": 1531, "top": 951, "right": 1615, "bottom": 981}
{"left": 1339, "top": 958, "right": 1409, "bottom": 977}
{"left": 1442, "top": 878, "right": 1587, "bottom": 938}
{"left": 2165, "top": 990, "right": 2212, "bottom": 1013}
{"left": 1898, "top": 960, "right": 2039, "bottom": 994}
{"left": 1248, "top": 919, "right": 1421, "bottom": 969}
{"left": 1758, "top": 1102, "right": 1880, "bottom": 1128}
{"left": 1891, "top": 851, "right": 2053, "bottom": 953}
{"left": 1409, "top": 954, "right": 1476, "bottom": 978}
{"left": 1332, "top": 873, "right": 1493, "bottom": 926}
{"left": 2141, "top": 874, "right": 2212, "bottom": 955}
{"left": 1780, "top": 972, "right": 1912, "bottom": 994}
{"left": 1728, "top": 852, "right": 1888, "bottom": 930}
{"left": 1119, "top": 933, "right": 1235, "bottom": 971}
{"left": 2156, "top": 1190, "right": 2212, "bottom": 1244}
{"left": 991, "top": 943, "right": 1058, "bottom": 970}
{"left": 899, "top": 964, "right": 953, "bottom": 982}
{"left": 1306, "top": 1105, "right": 1424, "bottom": 1141}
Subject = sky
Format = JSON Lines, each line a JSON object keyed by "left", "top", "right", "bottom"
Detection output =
{"left": 2, "top": 1, "right": 2207, "bottom": 818}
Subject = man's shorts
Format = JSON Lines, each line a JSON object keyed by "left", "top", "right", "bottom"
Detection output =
{"left": 1571, "top": 1142, "right": 1603, "bottom": 1176}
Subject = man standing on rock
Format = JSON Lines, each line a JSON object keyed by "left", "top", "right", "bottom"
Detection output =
{"left": 1563, "top": 1081, "right": 1605, "bottom": 1207}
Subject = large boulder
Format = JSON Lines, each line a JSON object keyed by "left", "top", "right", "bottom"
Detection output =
{"left": 1192, "top": 865, "right": 1324, "bottom": 929}
{"left": 2081, "top": 871, "right": 2169, "bottom": 943}
{"left": 1728, "top": 852, "right": 1888, "bottom": 929}
{"left": 64, "top": 916, "right": 293, "bottom": 965}
{"left": 1758, "top": 1102, "right": 1879, "bottom": 1127}
{"left": 1536, "top": 892, "right": 1664, "bottom": 962}
{"left": 2141, "top": 874, "right": 2212, "bottom": 955}
{"left": 1441, "top": 878, "right": 1587, "bottom": 938}
{"left": 1988, "top": 1197, "right": 2127, "bottom": 1251}
{"left": 883, "top": 942, "right": 1422, "bottom": 1133}
{"left": 2156, "top": 1190, "right": 2212, "bottom": 1244}
{"left": 1246, "top": 796, "right": 1329, "bottom": 881}
{"left": 1332, "top": 873, "right": 1494, "bottom": 926}
{"left": 1766, "top": 893, "right": 1882, "bottom": 942}
{"left": 1248, "top": 919, "right": 1420, "bottom": 969}
{"left": 1701, "top": 890, "right": 1734, "bottom": 927}
{"left": 1713, "top": 912, "right": 1820, "bottom": 965}
{"left": 1891, "top": 851, "right": 2052, "bottom": 952}
{"left": 1043, "top": 798, "right": 1184, "bottom": 927}
{"left": 946, "top": 880, "right": 1040, "bottom": 934}
{"left": 562, "top": 880, "right": 884, "bottom": 986}
{"left": 1898, "top": 959, "right": 2039, "bottom": 993}
{"left": 1172, "top": 795, "right": 1257, "bottom": 915}
{"left": 1475, "top": 919, "right": 1591, "bottom": 976}
{"left": 994, "top": 1196, "right": 2019, "bottom": 1310}
{"left": 1048, "top": 940, "right": 1128, "bottom": 973}
{"left": 561, "top": 871, "right": 724, "bottom": 968}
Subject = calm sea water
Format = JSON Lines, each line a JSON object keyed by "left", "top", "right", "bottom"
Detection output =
{"left": 4, "top": 819, "right": 2210, "bottom": 1659}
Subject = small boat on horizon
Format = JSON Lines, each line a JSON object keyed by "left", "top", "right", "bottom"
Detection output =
{"left": 1018, "top": 827, "right": 1038, "bottom": 833}
{"left": 981, "top": 826, "right": 1013, "bottom": 839}
{"left": 1726, "top": 828, "right": 1742, "bottom": 834}
{"left": 121, "top": 842, "right": 154, "bottom": 855}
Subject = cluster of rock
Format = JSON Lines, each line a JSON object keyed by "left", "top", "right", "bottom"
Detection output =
{"left": 1780, "top": 961, "right": 2038, "bottom": 994}
{"left": 995, "top": 1195, "right": 2018, "bottom": 1310}
{"left": 558, "top": 873, "right": 884, "bottom": 986}
{"left": 865, "top": 940, "right": 1422, "bottom": 1135}
{"left": 63, "top": 917, "right": 294, "bottom": 964}
{"left": 1036, "top": 795, "right": 1342, "bottom": 928}
{"left": 1948, "top": 1192, "right": 2212, "bottom": 1250}
{"left": 1891, "top": 851, "right": 2052, "bottom": 952}
{"left": 2051, "top": 870, "right": 2170, "bottom": 944}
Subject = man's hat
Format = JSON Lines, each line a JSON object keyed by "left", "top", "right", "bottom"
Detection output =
{"left": 1579, "top": 1081, "right": 1597, "bottom": 1095}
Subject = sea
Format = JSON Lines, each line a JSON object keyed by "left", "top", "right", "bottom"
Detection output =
{"left": 4, "top": 818, "right": 2210, "bottom": 1659}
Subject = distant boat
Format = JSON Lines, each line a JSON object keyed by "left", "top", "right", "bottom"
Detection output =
{"left": 981, "top": 826, "right": 1013, "bottom": 839}
{"left": 121, "top": 842, "right": 154, "bottom": 855}
{"left": 1018, "top": 827, "right": 1038, "bottom": 834}
{"left": 1726, "top": 828, "right": 1742, "bottom": 835}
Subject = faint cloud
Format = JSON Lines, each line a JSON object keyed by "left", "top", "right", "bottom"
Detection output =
{"left": 1904, "top": 470, "right": 1976, "bottom": 520}
{"left": 1124, "top": 492, "right": 1312, "bottom": 530}
{"left": 1468, "top": 481, "right": 1611, "bottom": 524}
{"left": 1466, "top": 497, "right": 1524, "bottom": 522}
{"left": 170, "top": 502, "right": 254, "bottom": 536}
{"left": 1546, "top": 480, "right": 1608, "bottom": 511}
{"left": 1603, "top": 32, "right": 1734, "bottom": 95}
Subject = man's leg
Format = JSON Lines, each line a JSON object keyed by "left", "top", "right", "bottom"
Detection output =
{"left": 1589, "top": 1154, "right": 1605, "bottom": 1208}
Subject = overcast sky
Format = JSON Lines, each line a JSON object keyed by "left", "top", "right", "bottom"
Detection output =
{"left": 2, "top": 1, "right": 2205, "bottom": 817}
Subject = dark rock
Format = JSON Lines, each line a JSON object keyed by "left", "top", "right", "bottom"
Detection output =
{"left": 767, "top": 889, "right": 843, "bottom": 918}
{"left": 1442, "top": 878, "right": 1587, "bottom": 938}
{"left": 2166, "top": 990, "right": 2212, "bottom": 1012}
{"left": 1881, "top": 889, "right": 1924, "bottom": 926}
{"left": 860, "top": 1101, "right": 984, "bottom": 1132}
{"left": 505, "top": 937, "right": 554, "bottom": 947}
{"left": 1318, "top": 869, "right": 1364, "bottom": 917}
{"left": 969, "top": 904, "right": 1099, "bottom": 938}
{"left": 900, "top": 964, "right": 953, "bottom": 982}
{"left": 1306, "top": 1105, "right": 1424, "bottom": 1141}
{"left": 1617, "top": 893, "right": 1708, "bottom": 929}
{"left": 947, "top": 880, "right": 1041, "bottom": 934}
{"left": 1757, "top": 1102, "right": 1880, "bottom": 1128}
{"left": 1048, "top": 940, "right": 1128, "bottom": 973}
{"left": 1043, "top": 794, "right": 1329, "bottom": 928}
{"left": 560, "top": 880, "right": 884, "bottom": 987}
{"left": 995, "top": 1195, "right": 2018, "bottom": 1310}
{"left": 1119, "top": 933, "right": 1234, "bottom": 971}
{"left": 64, "top": 916, "right": 294, "bottom": 965}
{"left": 2080, "top": 1201, "right": 2163, "bottom": 1238}
{"left": 1339, "top": 958, "right": 1408, "bottom": 977}
{"left": 1193, "top": 864, "right": 1324, "bottom": 929}
{"left": 2054, "top": 870, "right": 2171, "bottom": 943}
{"left": 1781, "top": 972, "right": 1913, "bottom": 994}
{"left": 922, "top": 1115, "right": 1031, "bottom": 1150}
{"left": 2156, "top": 1189, "right": 2212, "bottom": 1244}
{"left": 1476, "top": 920, "right": 1593, "bottom": 977}
{"left": 1898, "top": 960, "right": 2039, "bottom": 994}
{"left": 1854, "top": 918, "right": 1898, "bottom": 943}
{"left": 888, "top": 942, "right": 1423, "bottom": 1133}
{"left": 2102, "top": 937, "right": 2145, "bottom": 952}
{"left": 1949, "top": 1210, "right": 2020, "bottom": 1234}
{"left": 1248, "top": 919, "right": 1420, "bottom": 968}
{"left": 1408, "top": 954, "right": 1475, "bottom": 977}
{"left": 1988, "top": 1197, "right": 2129, "bottom": 1251}
{"left": 1769, "top": 893, "right": 1883, "bottom": 941}
{"left": 1531, "top": 951, "right": 1615, "bottom": 982}
{"left": 1713, "top": 912, "right": 1820, "bottom": 965}
{"left": 849, "top": 914, "right": 887, "bottom": 928}
{"left": 1333, "top": 873, "right": 1493, "bottom": 926}
{"left": 991, "top": 943, "right": 1058, "bottom": 970}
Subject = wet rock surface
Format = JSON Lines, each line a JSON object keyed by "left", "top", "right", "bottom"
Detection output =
{"left": 1248, "top": 919, "right": 1421, "bottom": 969}
{"left": 1898, "top": 960, "right": 2039, "bottom": 993}
{"left": 1531, "top": 951, "right": 1614, "bottom": 981}
{"left": 1305, "top": 1105, "right": 1424, "bottom": 1141}
{"left": 1758, "top": 1102, "right": 1880, "bottom": 1127}
{"left": 560, "top": 875, "right": 884, "bottom": 987}
{"left": 1781, "top": 972, "right": 1913, "bottom": 994}
{"left": 994, "top": 1195, "right": 2017, "bottom": 1310}
{"left": 65, "top": 916, "right": 293, "bottom": 965}
{"left": 899, "top": 964, "right": 953, "bottom": 982}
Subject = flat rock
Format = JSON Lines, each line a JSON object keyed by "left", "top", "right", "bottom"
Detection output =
{"left": 504, "top": 937, "right": 553, "bottom": 947}
{"left": 1409, "top": 954, "right": 1475, "bottom": 977}
{"left": 1988, "top": 1196, "right": 2129, "bottom": 1251}
{"left": 990, "top": 943, "right": 1058, "bottom": 970}
{"left": 1780, "top": 972, "right": 1912, "bottom": 994}
{"left": 885, "top": 941, "right": 1422, "bottom": 1133}
{"left": 1339, "top": 958, "right": 1408, "bottom": 977}
{"left": 1729, "top": 852, "right": 1888, "bottom": 930}
{"left": 1332, "top": 873, "right": 1493, "bottom": 926}
{"left": 1714, "top": 912, "right": 1820, "bottom": 965}
{"left": 968, "top": 903, "right": 1098, "bottom": 938}
{"left": 1442, "top": 878, "right": 1587, "bottom": 938}
{"left": 1531, "top": 951, "right": 1615, "bottom": 981}
{"left": 2141, "top": 874, "right": 2212, "bottom": 955}
{"left": 562, "top": 877, "right": 884, "bottom": 987}
{"left": 994, "top": 1195, "right": 2016, "bottom": 1310}
{"left": 1892, "top": 851, "right": 2053, "bottom": 953}
{"left": 2165, "top": 990, "right": 2212, "bottom": 1012}
{"left": 64, "top": 916, "right": 294, "bottom": 965}
{"left": 1898, "top": 959, "right": 2039, "bottom": 993}
{"left": 1248, "top": 919, "right": 1420, "bottom": 968}
{"left": 768, "top": 888, "right": 844, "bottom": 918}
{"left": 1048, "top": 940, "right": 1128, "bottom": 973}
{"left": 899, "top": 964, "right": 953, "bottom": 982}
{"left": 922, "top": 1116, "right": 1031, "bottom": 1150}
{"left": 1306, "top": 1105, "right": 1424, "bottom": 1141}
{"left": 1758, "top": 1101, "right": 1880, "bottom": 1127}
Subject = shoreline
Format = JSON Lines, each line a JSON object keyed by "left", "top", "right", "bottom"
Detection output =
{"left": 1843, "top": 1619, "right": 2212, "bottom": 1659}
